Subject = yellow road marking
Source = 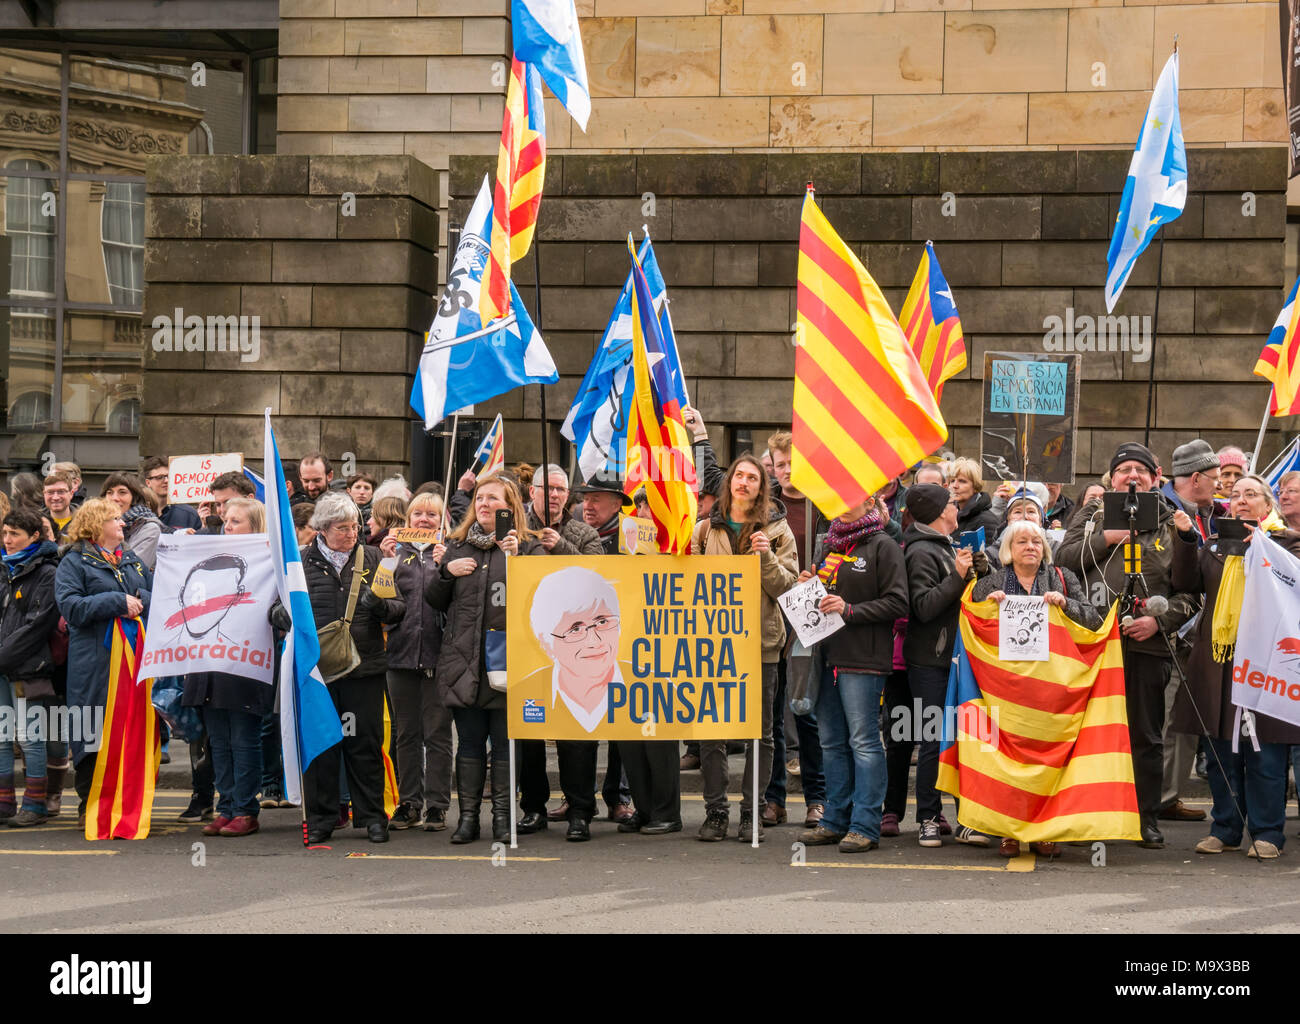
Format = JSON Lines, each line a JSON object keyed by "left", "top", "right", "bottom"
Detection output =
{"left": 1005, "top": 853, "right": 1038, "bottom": 872}
{"left": 796, "top": 860, "right": 1015, "bottom": 873}
{"left": 0, "top": 848, "right": 118, "bottom": 856}
{"left": 345, "top": 852, "right": 562, "bottom": 862}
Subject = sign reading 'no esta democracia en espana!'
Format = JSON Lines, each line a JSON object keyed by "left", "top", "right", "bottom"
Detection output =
{"left": 506, "top": 556, "right": 763, "bottom": 741}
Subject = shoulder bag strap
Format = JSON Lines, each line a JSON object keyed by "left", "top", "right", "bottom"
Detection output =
{"left": 342, "top": 543, "right": 366, "bottom": 626}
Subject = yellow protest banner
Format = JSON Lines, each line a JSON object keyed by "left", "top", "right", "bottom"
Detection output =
{"left": 371, "top": 557, "right": 397, "bottom": 598}
{"left": 618, "top": 514, "right": 658, "bottom": 555}
{"left": 506, "top": 555, "right": 761, "bottom": 741}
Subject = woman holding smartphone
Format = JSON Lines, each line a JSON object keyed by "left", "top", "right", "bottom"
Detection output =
{"left": 425, "top": 475, "right": 547, "bottom": 843}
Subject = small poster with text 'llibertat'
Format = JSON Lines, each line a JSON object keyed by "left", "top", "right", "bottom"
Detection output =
{"left": 777, "top": 577, "right": 845, "bottom": 649}
{"left": 980, "top": 352, "right": 1078, "bottom": 485}
{"left": 998, "top": 595, "right": 1049, "bottom": 662}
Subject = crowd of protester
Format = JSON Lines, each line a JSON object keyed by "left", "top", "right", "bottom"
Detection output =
{"left": 1, "top": 426, "right": 1297, "bottom": 862}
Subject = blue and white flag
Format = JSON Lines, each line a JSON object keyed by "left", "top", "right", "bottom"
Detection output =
{"left": 242, "top": 465, "right": 265, "bottom": 501}
{"left": 264, "top": 410, "right": 342, "bottom": 807}
{"left": 410, "top": 175, "right": 558, "bottom": 430}
{"left": 511, "top": 0, "right": 590, "bottom": 131}
{"left": 1105, "top": 50, "right": 1187, "bottom": 312}
{"left": 560, "top": 234, "right": 687, "bottom": 483}
{"left": 1265, "top": 436, "right": 1300, "bottom": 492}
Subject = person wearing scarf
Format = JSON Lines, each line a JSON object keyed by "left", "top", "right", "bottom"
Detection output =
{"left": 100, "top": 472, "right": 163, "bottom": 571}
{"left": 1170, "top": 474, "right": 1300, "bottom": 859}
{"left": 796, "top": 496, "right": 909, "bottom": 853}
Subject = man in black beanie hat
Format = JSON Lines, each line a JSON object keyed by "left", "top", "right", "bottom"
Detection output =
{"left": 1057, "top": 442, "right": 1199, "bottom": 849}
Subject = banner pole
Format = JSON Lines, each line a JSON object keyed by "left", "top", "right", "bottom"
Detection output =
{"left": 1247, "top": 386, "right": 1274, "bottom": 474}
{"left": 509, "top": 738, "right": 518, "bottom": 850}
{"left": 1142, "top": 227, "right": 1166, "bottom": 447}
{"left": 752, "top": 740, "right": 759, "bottom": 848}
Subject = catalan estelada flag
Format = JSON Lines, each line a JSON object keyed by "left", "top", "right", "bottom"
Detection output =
{"left": 481, "top": 58, "right": 546, "bottom": 326}
{"left": 792, "top": 187, "right": 947, "bottom": 520}
{"left": 936, "top": 588, "right": 1140, "bottom": 843}
{"left": 899, "top": 240, "right": 966, "bottom": 404}
{"left": 1255, "top": 275, "right": 1300, "bottom": 416}
{"left": 85, "top": 618, "right": 161, "bottom": 840}
{"left": 473, "top": 413, "right": 505, "bottom": 480}
{"left": 625, "top": 238, "right": 697, "bottom": 553}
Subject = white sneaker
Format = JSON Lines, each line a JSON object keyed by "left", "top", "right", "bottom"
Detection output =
{"left": 955, "top": 825, "right": 990, "bottom": 847}
{"left": 1246, "top": 839, "right": 1281, "bottom": 859}
{"left": 1194, "top": 835, "right": 1238, "bottom": 854}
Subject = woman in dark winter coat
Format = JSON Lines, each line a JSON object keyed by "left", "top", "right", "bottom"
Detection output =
{"left": 948, "top": 458, "right": 999, "bottom": 538}
{"left": 425, "top": 475, "right": 546, "bottom": 844}
{"left": 273, "top": 491, "right": 404, "bottom": 845}
{"left": 972, "top": 519, "right": 1100, "bottom": 858}
{"left": 1169, "top": 474, "right": 1300, "bottom": 860}
{"left": 100, "top": 472, "right": 163, "bottom": 571}
{"left": 796, "top": 494, "right": 909, "bottom": 854}
{"left": 53, "top": 498, "right": 152, "bottom": 823}
{"left": 182, "top": 498, "right": 274, "bottom": 838}
{"left": 380, "top": 491, "right": 451, "bottom": 832}
{"left": 0, "top": 507, "right": 62, "bottom": 826}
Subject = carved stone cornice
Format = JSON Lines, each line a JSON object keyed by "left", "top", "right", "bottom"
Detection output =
{"left": 0, "top": 107, "right": 183, "bottom": 155}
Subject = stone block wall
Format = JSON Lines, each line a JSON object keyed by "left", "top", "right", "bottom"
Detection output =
{"left": 141, "top": 154, "right": 438, "bottom": 478}
{"left": 451, "top": 148, "right": 1294, "bottom": 478}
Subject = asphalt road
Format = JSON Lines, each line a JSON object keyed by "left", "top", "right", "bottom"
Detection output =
{"left": 3, "top": 785, "right": 1297, "bottom": 934}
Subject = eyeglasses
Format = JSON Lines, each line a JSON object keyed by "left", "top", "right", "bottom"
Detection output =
{"left": 327, "top": 523, "right": 360, "bottom": 534}
{"left": 551, "top": 614, "right": 619, "bottom": 644}
{"left": 1279, "top": 487, "right": 1300, "bottom": 498}
{"left": 1233, "top": 490, "right": 1267, "bottom": 501}
{"left": 145, "top": 473, "right": 168, "bottom": 483}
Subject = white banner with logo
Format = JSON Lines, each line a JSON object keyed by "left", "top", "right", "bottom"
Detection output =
{"left": 139, "top": 533, "right": 278, "bottom": 683}
{"left": 1231, "top": 531, "right": 1300, "bottom": 728}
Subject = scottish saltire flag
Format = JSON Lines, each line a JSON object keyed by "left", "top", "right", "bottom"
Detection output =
{"left": 242, "top": 465, "right": 265, "bottom": 501}
{"left": 936, "top": 588, "right": 1140, "bottom": 843}
{"left": 1265, "top": 436, "right": 1300, "bottom": 491}
{"left": 473, "top": 413, "right": 506, "bottom": 480}
{"left": 410, "top": 175, "right": 558, "bottom": 430}
{"left": 561, "top": 234, "right": 685, "bottom": 482}
{"left": 792, "top": 188, "right": 947, "bottom": 520}
{"left": 1105, "top": 50, "right": 1187, "bottom": 312}
{"left": 1255, "top": 276, "right": 1300, "bottom": 416}
{"left": 481, "top": 58, "right": 546, "bottom": 325}
{"left": 85, "top": 618, "right": 160, "bottom": 840}
{"left": 625, "top": 239, "right": 697, "bottom": 553}
{"left": 899, "top": 241, "right": 966, "bottom": 403}
{"left": 264, "top": 410, "right": 342, "bottom": 808}
{"left": 511, "top": 0, "right": 590, "bottom": 131}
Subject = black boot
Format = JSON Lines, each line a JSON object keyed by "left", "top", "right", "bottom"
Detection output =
{"left": 450, "top": 758, "right": 484, "bottom": 845}
{"left": 491, "top": 756, "right": 512, "bottom": 841}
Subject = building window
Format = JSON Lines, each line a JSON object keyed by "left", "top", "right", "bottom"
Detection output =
{"left": 10, "top": 390, "right": 52, "bottom": 430}
{"left": 101, "top": 182, "right": 145, "bottom": 307}
{"left": 6, "top": 159, "right": 56, "bottom": 300}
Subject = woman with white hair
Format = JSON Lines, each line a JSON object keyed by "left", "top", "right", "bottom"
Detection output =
{"left": 271, "top": 491, "right": 404, "bottom": 845}
{"left": 971, "top": 519, "right": 1100, "bottom": 858}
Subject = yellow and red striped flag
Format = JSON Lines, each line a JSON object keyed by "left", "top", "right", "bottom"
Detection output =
{"left": 381, "top": 698, "right": 399, "bottom": 819}
{"left": 936, "top": 588, "right": 1140, "bottom": 843}
{"left": 1255, "top": 276, "right": 1300, "bottom": 416}
{"left": 625, "top": 239, "right": 697, "bottom": 553}
{"left": 85, "top": 618, "right": 161, "bottom": 840}
{"left": 792, "top": 188, "right": 947, "bottom": 520}
{"left": 480, "top": 58, "right": 547, "bottom": 326}
{"left": 899, "top": 240, "right": 966, "bottom": 403}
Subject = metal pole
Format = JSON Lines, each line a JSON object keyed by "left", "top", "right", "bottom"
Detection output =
{"left": 1248, "top": 387, "right": 1274, "bottom": 475}
{"left": 751, "top": 740, "right": 759, "bottom": 848}
{"left": 509, "top": 739, "right": 518, "bottom": 850}
{"left": 1142, "top": 228, "right": 1166, "bottom": 447}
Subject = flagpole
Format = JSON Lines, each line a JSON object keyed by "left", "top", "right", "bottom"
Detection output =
{"left": 534, "top": 241, "right": 553, "bottom": 526}
{"left": 440, "top": 412, "right": 460, "bottom": 537}
{"left": 1248, "top": 386, "right": 1275, "bottom": 474}
{"left": 1141, "top": 227, "right": 1167, "bottom": 447}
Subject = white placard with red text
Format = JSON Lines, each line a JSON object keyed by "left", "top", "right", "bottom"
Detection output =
{"left": 168, "top": 452, "right": 243, "bottom": 504}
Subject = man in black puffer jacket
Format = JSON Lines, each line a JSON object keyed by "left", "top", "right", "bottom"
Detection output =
{"left": 901, "top": 484, "right": 988, "bottom": 849}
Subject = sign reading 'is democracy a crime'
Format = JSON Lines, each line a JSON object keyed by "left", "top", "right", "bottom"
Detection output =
{"left": 506, "top": 556, "right": 762, "bottom": 740}
{"left": 168, "top": 452, "right": 243, "bottom": 505}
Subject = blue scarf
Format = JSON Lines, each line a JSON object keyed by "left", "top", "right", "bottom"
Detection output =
{"left": 2, "top": 541, "right": 40, "bottom": 576}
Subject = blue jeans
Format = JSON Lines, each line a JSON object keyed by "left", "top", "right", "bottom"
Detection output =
{"left": 204, "top": 708, "right": 264, "bottom": 819}
{"left": 0, "top": 676, "right": 47, "bottom": 780}
{"left": 260, "top": 712, "right": 283, "bottom": 797}
{"left": 815, "top": 667, "right": 887, "bottom": 839}
{"left": 768, "top": 656, "right": 826, "bottom": 807}
{"left": 1206, "top": 737, "right": 1287, "bottom": 848}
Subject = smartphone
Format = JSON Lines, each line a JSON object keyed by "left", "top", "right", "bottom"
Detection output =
{"left": 495, "top": 508, "right": 515, "bottom": 541}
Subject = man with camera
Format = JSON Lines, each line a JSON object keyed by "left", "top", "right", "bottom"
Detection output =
{"left": 1057, "top": 442, "right": 1200, "bottom": 849}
